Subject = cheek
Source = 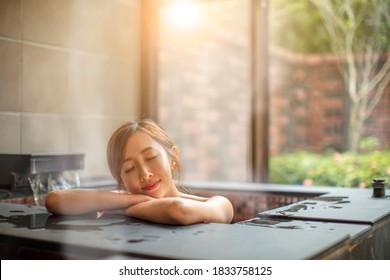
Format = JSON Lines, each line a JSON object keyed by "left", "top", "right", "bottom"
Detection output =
{"left": 120, "top": 173, "right": 140, "bottom": 192}
{"left": 153, "top": 158, "right": 172, "bottom": 176}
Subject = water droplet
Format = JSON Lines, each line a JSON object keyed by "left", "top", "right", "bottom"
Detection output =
{"left": 127, "top": 239, "right": 147, "bottom": 243}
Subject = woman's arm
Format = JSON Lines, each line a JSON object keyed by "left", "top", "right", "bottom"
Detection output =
{"left": 45, "top": 189, "right": 154, "bottom": 215}
{"left": 124, "top": 195, "right": 234, "bottom": 225}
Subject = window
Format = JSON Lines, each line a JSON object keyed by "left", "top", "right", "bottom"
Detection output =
{"left": 141, "top": 0, "right": 268, "bottom": 182}
{"left": 268, "top": 0, "right": 390, "bottom": 188}
{"left": 141, "top": 0, "right": 390, "bottom": 188}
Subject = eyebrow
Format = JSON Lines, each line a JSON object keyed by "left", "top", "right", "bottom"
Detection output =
{"left": 122, "top": 147, "right": 155, "bottom": 163}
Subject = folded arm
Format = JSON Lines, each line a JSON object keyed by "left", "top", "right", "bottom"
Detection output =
{"left": 45, "top": 189, "right": 234, "bottom": 225}
{"left": 124, "top": 195, "right": 234, "bottom": 225}
{"left": 45, "top": 189, "right": 154, "bottom": 215}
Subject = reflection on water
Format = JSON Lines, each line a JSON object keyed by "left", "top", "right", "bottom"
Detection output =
{"left": 0, "top": 212, "right": 128, "bottom": 231}
{"left": 243, "top": 217, "right": 303, "bottom": 229}
{"left": 45, "top": 215, "right": 128, "bottom": 232}
{"left": 309, "top": 196, "right": 350, "bottom": 202}
{"left": 0, "top": 213, "right": 51, "bottom": 229}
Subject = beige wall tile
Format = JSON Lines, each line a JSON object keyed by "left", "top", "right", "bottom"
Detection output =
{"left": 68, "top": 54, "right": 109, "bottom": 114}
{"left": 69, "top": 54, "right": 138, "bottom": 116}
{"left": 21, "top": 114, "right": 70, "bottom": 153}
{"left": 0, "top": 0, "right": 22, "bottom": 39}
{"left": 67, "top": 0, "right": 139, "bottom": 58}
{"left": 23, "top": 0, "right": 140, "bottom": 58}
{"left": 0, "top": 0, "right": 141, "bottom": 180}
{"left": 70, "top": 117, "right": 126, "bottom": 178}
{"left": 0, "top": 113, "right": 21, "bottom": 153}
{"left": 108, "top": 0, "right": 140, "bottom": 59}
{"left": 23, "top": 0, "right": 71, "bottom": 46}
{"left": 0, "top": 40, "right": 22, "bottom": 111}
{"left": 106, "top": 61, "right": 139, "bottom": 116}
{"left": 22, "top": 45, "right": 69, "bottom": 113}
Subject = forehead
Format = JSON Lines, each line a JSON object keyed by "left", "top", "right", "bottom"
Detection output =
{"left": 123, "top": 131, "right": 164, "bottom": 156}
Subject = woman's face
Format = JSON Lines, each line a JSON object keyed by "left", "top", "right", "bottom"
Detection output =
{"left": 119, "top": 131, "right": 179, "bottom": 198}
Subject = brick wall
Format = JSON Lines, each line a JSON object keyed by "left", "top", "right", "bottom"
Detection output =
{"left": 270, "top": 48, "right": 390, "bottom": 154}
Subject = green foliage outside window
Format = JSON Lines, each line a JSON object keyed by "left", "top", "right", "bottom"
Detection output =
{"left": 270, "top": 0, "right": 390, "bottom": 53}
{"left": 269, "top": 0, "right": 390, "bottom": 188}
{"left": 270, "top": 0, "right": 330, "bottom": 53}
{"left": 270, "top": 150, "right": 390, "bottom": 188}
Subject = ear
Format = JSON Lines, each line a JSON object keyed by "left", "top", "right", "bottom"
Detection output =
{"left": 171, "top": 146, "right": 179, "bottom": 170}
{"left": 172, "top": 145, "right": 179, "bottom": 158}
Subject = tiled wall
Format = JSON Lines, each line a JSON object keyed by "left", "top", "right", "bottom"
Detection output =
{"left": 0, "top": 0, "right": 141, "bottom": 179}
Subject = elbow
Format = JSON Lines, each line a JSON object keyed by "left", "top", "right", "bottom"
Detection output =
{"left": 224, "top": 199, "right": 234, "bottom": 224}
{"left": 45, "top": 191, "right": 61, "bottom": 214}
{"left": 209, "top": 196, "right": 234, "bottom": 224}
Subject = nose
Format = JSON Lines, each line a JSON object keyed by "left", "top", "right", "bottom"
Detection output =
{"left": 139, "top": 165, "right": 153, "bottom": 182}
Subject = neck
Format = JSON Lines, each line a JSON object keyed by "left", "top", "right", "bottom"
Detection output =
{"left": 164, "top": 181, "right": 181, "bottom": 198}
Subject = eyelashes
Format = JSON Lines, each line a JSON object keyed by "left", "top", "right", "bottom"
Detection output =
{"left": 123, "top": 155, "right": 159, "bottom": 174}
{"left": 124, "top": 167, "right": 135, "bottom": 174}
{"left": 146, "top": 155, "right": 158, "bottom": 161}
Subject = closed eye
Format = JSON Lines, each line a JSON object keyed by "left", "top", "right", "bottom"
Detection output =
{"left": 124, "top": 167, "right": 135, "bottom": 173}
{"left": 147, "top": 155, "right": 158, "bottom": 161}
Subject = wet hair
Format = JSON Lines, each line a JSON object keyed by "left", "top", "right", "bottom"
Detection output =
{"left": 107, "top": 118, "right": 181, "bottom": 188}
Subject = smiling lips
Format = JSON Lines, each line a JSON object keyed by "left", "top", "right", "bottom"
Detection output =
{"left": 142, "top": 180, "right": 161, "bottom": 191}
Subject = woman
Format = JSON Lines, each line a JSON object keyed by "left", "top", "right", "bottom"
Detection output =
{"left": 45, "top": 119, "right": 234, "bottom": 225}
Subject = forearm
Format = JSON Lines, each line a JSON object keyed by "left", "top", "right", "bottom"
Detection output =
{"left": 124, "top": 196, "right": 233, "bottom": 225}
{"left": 45, "top": 189, "right": 153, "bottom": 215}
{"left": 123, "top": 198, "right": 184, "bottom": 224}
